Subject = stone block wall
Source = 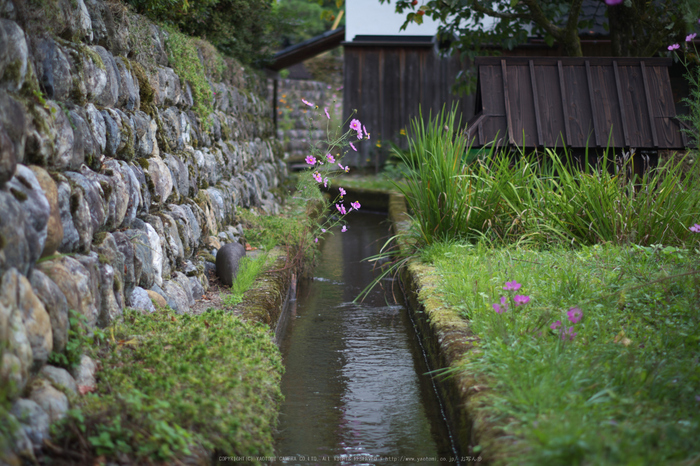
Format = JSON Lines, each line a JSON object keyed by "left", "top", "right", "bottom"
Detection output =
{"left": 273, "top": 78, "right": 342, "bottom": 162}
{"left": 0, "top": 0, "right": 286, "bottom": 459}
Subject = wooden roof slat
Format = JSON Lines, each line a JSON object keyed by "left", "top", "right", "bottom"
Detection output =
{"left": 501, "top": 59, "right": 515, "bottom": 145}
{"left": 612, "top": 61, "right": 631, "bottom": 147}
{"left": 475, "top": 56, "right": 673, "bottom": 67}
{"left": 529, "top": 60, "right": 544, "bottom": 146}
{"left": 585, "top": 60, "right": 603, "bottom": 147}
{"left": 468, "top": 56, "right": 685, "bottom": 150}
{"left": 557, "top": 60, "right": 573, "bottom": 146}
{"left": 640, "top": 61, "right": 659, "bottom": 147}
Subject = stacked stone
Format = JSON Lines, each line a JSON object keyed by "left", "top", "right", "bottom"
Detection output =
{"left": 274, "top": 79, "right": 340, "bottom": 161}
{"left": 0, "top": 0, "right": 286, "bottom": 461}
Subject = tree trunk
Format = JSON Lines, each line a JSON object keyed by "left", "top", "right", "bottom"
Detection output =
{"left": 562, "top": 31, "right": 583, "bottom": 57}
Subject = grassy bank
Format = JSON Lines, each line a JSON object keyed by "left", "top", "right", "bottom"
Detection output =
{"left": 421, "top": 241, "right": 700, "bottom": 464}
{"left": 383, "top": 105, "right": 700, "bottom": 464}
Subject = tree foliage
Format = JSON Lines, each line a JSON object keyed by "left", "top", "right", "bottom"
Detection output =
{"left": 276, "top": 0, "right": 345, "bottom": 47}
{"left": 384, "top": 0, "right": 700, "bottom": 59}
{"left": 124, "top": 0, "right": 282, "bottom": 65}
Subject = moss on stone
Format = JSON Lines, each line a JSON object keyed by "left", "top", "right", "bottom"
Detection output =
{"left": 99, "top": 181, "right": 112, "bottom": 198}
{"left": 10, "top": 188, "right": 28, "bottom": 202}
{"left": 130, "top": 60, "right": 154, "bottom": 107}
{"left": 161, "top": 25, "right": 213, "bottom": 127}
{"left": 83, "top": 45, "right": 106, "bottom": 71}
{"left": 136, "top": 158, "right": 149, "bottom": 170}
{"left": 118, "top": 120, "right": 136, "bottom": 160}
{"left": 4, "top": 59, "right": 24, "bottom": 89}
{"left": 201, "top": 252, "right": 216, "bottom": 263}
{"left": 93, "top": 231, "right": 108, "bottom": 246}
{"left": 85, "top": 152, "right": 96, "bottom": 170}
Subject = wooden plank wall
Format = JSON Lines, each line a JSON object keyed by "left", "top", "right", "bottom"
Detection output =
{"left": 343, "top": 45, "right": 476, "bottom": 167}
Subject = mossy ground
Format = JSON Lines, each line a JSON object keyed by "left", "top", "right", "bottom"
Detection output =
{"left": 52, "top": 308, "right": 283, "bottom": 464}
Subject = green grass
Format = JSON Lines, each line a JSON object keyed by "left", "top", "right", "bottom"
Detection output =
{"left": 238, "top": 207, "right": 309, "bottom": 251}
{"left": 393, "top": 106, "right": 700, "bottom": 248}
{"left": 424, "top": 241, "right": 700, "bottom": 465}
{"left": 222, "top": 252, "right": 270, "bottom": 307}
{"left": 337, "top": 174, "right": 403, "bottom": 192}
{"left": 54, "top": 308, "right": 283, "bottom": 463}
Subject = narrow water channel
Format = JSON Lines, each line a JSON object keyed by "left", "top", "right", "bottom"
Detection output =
{"left": 274, "top": 211, "right": 456, "bottom": 464}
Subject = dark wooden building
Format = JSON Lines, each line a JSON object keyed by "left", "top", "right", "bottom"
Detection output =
{"left": 341, "top": 37, "right": 625, "bottom": 167}
{"left": 466, "top": 56, "right": 688, "bottom": 152}
{"left": 342, "top": 36, "right": 474, "bottom": 166}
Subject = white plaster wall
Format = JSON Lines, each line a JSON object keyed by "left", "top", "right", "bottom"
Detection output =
{"left": 345, "top": 0, "right": 441, "bottom": 41}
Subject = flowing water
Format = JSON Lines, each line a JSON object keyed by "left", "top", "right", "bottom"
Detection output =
{"left": 274, "top": 211, "right": 456, "bottom": 465}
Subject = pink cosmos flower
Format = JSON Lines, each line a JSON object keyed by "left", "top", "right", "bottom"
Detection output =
{"left": 550, "top": 320, "right": 562, "bottom": 330}
{"left": 302, "top": 98, "right": 314, "bottom": 107}
{"left": 668, "top": 43, "right": 680, "bottom": 51}
{"left": 604, "top": 0, "right": 623, "bottom": 4}
{"left": 336, "top": 203, "right": 347, "bottom": 215}
{"left": 350, "top": 142, "right": 357, "bottom": 152}
{"left": 324, "top": 177, "right": 328, "bottom": 188}
{"left": 503, "top": 281, "right": 522, "bottom": 291}
{"left": 339, "top": 187, "right": 346, "bottom": 197}
{"left": 513, "top": 295, "right": 530, "bottom": 306}
{"left": 324, "top": 107, "right": 330, "bottom": 119}
{"left": 313, "top": 172, "right": 322, "bottom": 183}
{"left": 342, "top": 225, "right": 347, "bottom": 232}
{"left": 567, "top": 307, "right": 583, "bottom": 324}
{"left": 363, "top": 125, "right": 370, "bottom": 140}
{"left": 351, "top": 201, "right": 361, "bottom": 210}
{"left": 305, "top": 155, "right": 317, "bottom": 165}
{"left": 326, "top": 153, "right": 335, "bottom": 163}
{"left": 687, "top": 33, "right": 697, "bottom": 42}
{"left": 350, "top": 119, "right": 362, "bottom": 132}
{"left": 690, "top": 223, "right": 700, "bottom": 233}
{"left": 321, "top": 228, "right": 326, "bottom": 233}
{"left": 492, "top": 296, "right": 508, "bottom": 314}
{"left": 562, "top": 326, "right": 577, "bottom": 341}
{"left": 314, "top": 238, "right": 318, "bottom": 243}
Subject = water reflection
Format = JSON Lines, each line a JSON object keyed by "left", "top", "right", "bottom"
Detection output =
{"left": 275, "top": 211, "right": 453, "bottom": 464}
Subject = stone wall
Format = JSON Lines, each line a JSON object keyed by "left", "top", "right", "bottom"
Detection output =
{"left": 0, "top": 0, "right": 286, "bottom": 460}
{"left": 273, "top": 78, "right": 342, "bottom": 163}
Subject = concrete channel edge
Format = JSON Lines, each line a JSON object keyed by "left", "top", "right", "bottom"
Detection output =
{"left": 388, "top": 192, "right": 501, "bottom": 464}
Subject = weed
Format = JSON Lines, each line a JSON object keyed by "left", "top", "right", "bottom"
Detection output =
{"left": 222, "top": 253, "right": 270, "bottom": 307}
{"left": 48, "top": 310, "right": 105, "bottom": 370}
{"left": 162, "top": 26, "right": 213, "bottom": 127}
